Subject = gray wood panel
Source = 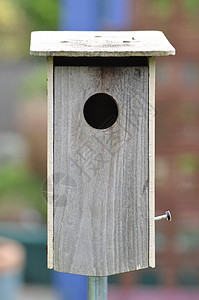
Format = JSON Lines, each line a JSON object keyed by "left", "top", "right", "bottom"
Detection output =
{"left": 53, "top": 65, "right": 149, "bottom": 276}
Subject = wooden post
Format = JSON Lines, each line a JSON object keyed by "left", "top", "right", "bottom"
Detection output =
{"left": 88, "top": 277, "right": 108, "bottom": 300}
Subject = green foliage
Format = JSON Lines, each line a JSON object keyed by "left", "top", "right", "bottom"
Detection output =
{"left": 16, "top": 0, "right": 58, "bottom": 30}
{"left": 153, "top": 0, "right": 172, "bottom": 10}
{"left": 0, "top": 164, "right": 46, "bottom": 219}
{"left": 177, "top": 153, "right": 199, "bottom": 175}
{"left": 153, "top": 0, "right": 199, "bottom": 17}
{"left": 20, "top": 63, "right": 47, "bottom": 100}
{"left": 152, "top": 0, "right": 173, "bottom": 19}
{"left": 184, "top": 0, "right": 199, "bottom": 15}
{"left": 0, "top": 0, "right": 58, "bottom": 58}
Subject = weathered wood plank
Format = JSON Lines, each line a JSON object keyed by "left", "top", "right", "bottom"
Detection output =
{"left": 47, "top": 57, "right": 54, "bottom": 269}
{"left": 53, "top": 65, "right": 149, "bottom": 276}
{"left": 30, "top": 31, "right": 175, "bottom": 57}
{"left": 148, "top": 57, "right": 156, "bottom": 268}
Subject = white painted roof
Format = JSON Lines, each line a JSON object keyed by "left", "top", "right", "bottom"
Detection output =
{"left": 30, "top": 31, "right": 175, "bottom": 57}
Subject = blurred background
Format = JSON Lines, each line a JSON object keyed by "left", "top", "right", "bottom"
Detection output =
{"left": 0, "top": 0, "right": 199, "bottom": 299}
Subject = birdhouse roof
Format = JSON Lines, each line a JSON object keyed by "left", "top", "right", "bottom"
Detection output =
{"left": 30, "top": 31, "right": 175, "bottom": 57}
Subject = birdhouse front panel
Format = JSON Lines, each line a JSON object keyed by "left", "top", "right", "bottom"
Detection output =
{"left": 30, "top": 30, "right": 175, "bottom": 277}
{"left": 53, "top": 58, "right": 149, "bottom": 276}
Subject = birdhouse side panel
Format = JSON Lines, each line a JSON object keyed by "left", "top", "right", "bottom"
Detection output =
{"left": 148, "top": 57, "right": 156, "bottom": 268}
{"left": 47, "top": 57, "right": 54, "bottom": 269}
{"left": 53, "top": 65, "right": 149, "bottom": 276}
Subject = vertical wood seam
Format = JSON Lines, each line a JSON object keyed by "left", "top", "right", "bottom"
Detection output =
{"left": 47, "top": 57, "right": 54, "bottom": 269}
{"left": 148, "top": 57, "right": 155, "bottom": 268}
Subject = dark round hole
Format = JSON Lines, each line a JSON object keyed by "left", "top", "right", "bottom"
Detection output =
{"left": 83, "top": 93, "right": 118, "bottom": 129}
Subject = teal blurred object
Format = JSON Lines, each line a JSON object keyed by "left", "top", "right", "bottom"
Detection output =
{"left": 0, "top": 222, "right": 51, "bottom": 284}
{"left": 0, "top": 270, "right": 24, "bottom": 300}
{"left": 138, "top": 268, "right": 163, "bottom": 286}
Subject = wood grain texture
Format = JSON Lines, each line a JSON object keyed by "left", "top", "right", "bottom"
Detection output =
{"left": 53, "top": 65, "right": 149, "bottom": 276}
{"left": 30, "top": 31, "right": 176, "bottom": 57}
{"left": 148, "top": 57, "right": 156, "bottom": 268}
{"left": 47, "top": 57, "right": 54, "bottom": 269}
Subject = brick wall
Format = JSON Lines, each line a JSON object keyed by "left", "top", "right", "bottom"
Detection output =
{"left": 118, "top": 0, "right": 199, "bottom": 287}
{"left": 137, "top": 0, "right": 199, "bottom": 287}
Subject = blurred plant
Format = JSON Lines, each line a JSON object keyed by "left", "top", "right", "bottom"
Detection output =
{"left": 176, "top": 153, "right": 199, "bottom": 175}
{"left": 0, "top": 0, "right": 27, "bottom": 32}
{"left": 0, "top": 0, "right": 58, "bottom": 58}
{"left": 17, "top": 64, "right": 47, "bottom": 177}
{"left": 19, "top": 63, "right": 47, "bottom": 100}
{"left": 0, "top": 64, "right": 48, "bottom": 221}
{"left": 0, "top": 0, "right": 28, "bottom": 57}
{"left": 184, "top": 0, "right": 199, "bottom": 15}
{"left": 152, "top": 0, "right": 174, "bottom": 19}
{"left": 0, "top": 163, "right": 46, "bottom": 221}
{"left": 17, "top": 0, "right": 58, "bottom": 30}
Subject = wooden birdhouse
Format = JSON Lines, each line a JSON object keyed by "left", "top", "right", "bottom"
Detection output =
{"left": 30, "top": 31, "right": 175, "bottom": 277}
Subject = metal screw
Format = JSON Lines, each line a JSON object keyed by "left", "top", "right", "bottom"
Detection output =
{"left": 155, "top": 211, "right": 171, "bottom": 222}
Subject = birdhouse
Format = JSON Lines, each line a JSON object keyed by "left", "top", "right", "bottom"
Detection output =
{"left": 30, "top": 31, "right": 175, "bottom": 276}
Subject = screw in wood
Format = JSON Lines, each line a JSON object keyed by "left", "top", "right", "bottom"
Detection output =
{"left": 155, "top": 211, "right": 171, "bottom": 221}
